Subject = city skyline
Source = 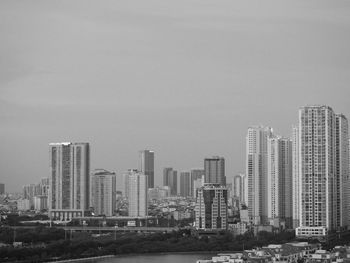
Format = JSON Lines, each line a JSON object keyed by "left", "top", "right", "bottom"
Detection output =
{"left": 1, "top": 0, "right": 350, "bottom": 193}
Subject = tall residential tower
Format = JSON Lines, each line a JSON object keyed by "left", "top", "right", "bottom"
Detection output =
{"left": 49, "top": 142, "right": 90, "bottom": 220}
{"left": 246, "top": 126, "right": 273, "bottom": 225}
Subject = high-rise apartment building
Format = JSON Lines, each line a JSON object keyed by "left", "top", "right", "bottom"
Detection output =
{"left": 232, "top": 173, "right": 247, "bottom": 205}
{"left": 163, "top": 167, "right": 177, "bottom": 196}
{"left": 297, "top": 106, "right": 349, "bottom": 232}
{"left": 180, "top": 171, "right": 191, "bottom": 197}
{"left": 190, "top": 169, "right": 205, "bottom": 196}
{"left": 267, "top": 136, "right": 293, "bottom": 228}
{"left": 335, "top": 114, "right": 349, "bottom": 227}
{"left": 292, "top": 126, "right": 300, "bottom": 228}
{"left": 0, "top": 183, "right": 4, "bottom": 195}
{"left": 195, "top": 184, "right": 228, "bottom": 230}
{"left": 123, "top": 169, "right": 136, "bottom": 199}
{"left": 246, "top": 126, "right": 273, "bottom": 225}
{"left": 49, "top": 142, "right": 90, "bottom": 220}
{"left": 91, "top": 169, "right": 116, "bottom": 217}
{"left": 139, "top": 150, "right": 154, "bottom": 189}
{"left": 204, "top": 157, "right": 225, "bottom": 185}
{"left": 128, "top": 170, "right": 148, "bottom": 217}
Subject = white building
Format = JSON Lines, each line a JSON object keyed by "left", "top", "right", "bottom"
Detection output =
{"left": 193, "top": 175, "right": 204, "bottom": 198}
{"left": 90, "top": 169, "right": 116, "bottom": 217}
{"left": 33, "top": 196, "right": 48, "bottom": 211}
{"left": 292, "top": 126, "right": 300, "bottom": 229}
{"left": 128, "top": 170, "right": 148, "bottom": 217}
{"left": 246, "top": 126, "right": 273, "bottom": 225}
{"left": 49, "top": 142, "right": 90, "bottom": 220}
{"left": 297, "top": 106, "right": 348, "bottom": 231}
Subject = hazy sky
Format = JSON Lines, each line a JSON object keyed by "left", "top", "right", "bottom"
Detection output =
{"left": 1, "top": 0, "right": 350, "bottom": 192}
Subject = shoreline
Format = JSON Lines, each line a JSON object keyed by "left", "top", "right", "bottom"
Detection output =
{"left": 49, "top": 251, "right": 237, "bottom": 263}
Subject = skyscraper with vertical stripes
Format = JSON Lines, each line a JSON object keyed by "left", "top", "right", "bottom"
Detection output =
{"left": 246, "top": 126, "right": 273, "bottom": 225}
{"left": 296, "top": 105, "right": 349, "bottom": 232}
{"left": 49, "top": 142, "right": 90, "bottom": 220}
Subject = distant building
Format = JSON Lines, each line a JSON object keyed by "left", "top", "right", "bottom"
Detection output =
{"left": 122, "top": 170, "right": 133, "bottom": 199}
{"left": 128, "top": 170, "right": 148, "bottom": 217}
{"left": 17, "top": 199, "right": 31, "bottom": 211}
{"left": 139, "top": 150, "right": 154, "bottom": 189}
{"left": 192, "top": 175, "right": 204, "bottom": 198}
{"left": 91, "top": 169, "right": 116, "bottom": 217}
{"left": 180, "top": 171, "right": 191, "bottom": 197}
{"left": 148, "top": 186, "right": 170, "bottom": 200}
{"left": 0, "top": 183, "right": 4, "bottom": 195}
{"left": 232, "top": 173, "right": 247, "bottom": 206}
{"left": 163, "top": 167, "right": 177, "bottom": 196}
{"left": 204, "top": 157, "right": 225, "bottom": 185}
{"left": 195, "top": 184, "right": 228, "bottom": 230}
{"left": 190, "top": 169, "right": 205, "bottom": 196}
{"left": 49, "top": 142, "right": 90, "bottom": 220}
{"left": 33, "top": 196, "right": 48, "bottom": 211}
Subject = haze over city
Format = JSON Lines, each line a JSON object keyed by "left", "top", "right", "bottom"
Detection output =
{"left": 1, "top": 0, "right": 350, "bottom": 192}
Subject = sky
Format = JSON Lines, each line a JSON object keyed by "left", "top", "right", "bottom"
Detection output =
{"left": 1, "top": 0, "right": 350, "bottom": 192}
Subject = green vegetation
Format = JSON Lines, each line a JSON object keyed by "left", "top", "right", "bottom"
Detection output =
{"left": 0, "top": 227, "right": 296, "bottom": 262}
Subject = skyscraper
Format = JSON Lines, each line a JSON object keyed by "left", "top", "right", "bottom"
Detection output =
{"left": 292, "top": 126, "right": 300, "bottom": 228}
{"left": 91, "top": 169, "right": 116, "bottom": 217}
{"left": 335, "top": 114, "right": 349, "bottom": 228}
{"left": 180, "top": 171, "right": 191, "bottom": 197}
{"left": 204, "top": 157, "right": 225, "bottom": 185}
{"left": 246, "top": 126, "right": 273, "bottom": 225}
{"left": 128, "top": 170, "right": 148, "bottom": 217}
{"left": 139, "top": 150, "right": 154, "bottom": 189}
{"left": 195, "top": 184, "right": 228, "bottom": 230}
{"left": 163, "top": 167, "right": 177, "bottom": 196}
{"left": 297, "top": 105, "right": 349, "bottom": 232}
{"left": 49, "top": 142, "right": 90, "bottom": 220}
{"left": 267, "top": 136, "right": 293, "bottom": 228}
{"left": 0, "top": 183, "right": 4, "bottom": 195}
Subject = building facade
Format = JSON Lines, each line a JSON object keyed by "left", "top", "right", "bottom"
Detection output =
{"left": 49, "top": 142, "right": 90, "bottom": 220}
{"left": 267, "top": 136, "right": 293, "bottom": 228}
{"left": 128, "top": 170, "right": 148, "bottom": 217}
{"left": 232, "top": 173, "right": 247, "bottom": 206}
{"left": 246, "top": 126, "right": 273, "bottom": 225}
{"left": 195, "top": 184, "right": 228, "bottom": 230}
{"left": 180, "top": 171, "right": 191, "bottom": 197}
{"left": 163, "top": 167, "right": 177, "bottom": 196}
{"left": 292, "top": 126, "right": 301, "bottom": 228}
{"left": 297, "top": 106, "right": 349, "bottom": 231}
{"left": 139, "top": 150, "right": 154, "bottom": 189}
{"left": 190, "top": 168, "right": 205, "bottom": 196}
{"left": 91, "top": 169, "right": 116, "bottom": 217}
{"left": 204, "top": 157, "right": 225, "bottom": 185}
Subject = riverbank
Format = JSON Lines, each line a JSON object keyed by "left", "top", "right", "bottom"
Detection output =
{"left": 50, "top": 255, "right": 115, "bottom": 263}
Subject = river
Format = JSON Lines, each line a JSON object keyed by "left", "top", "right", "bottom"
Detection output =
{"left": 89, "top": 253, "right": 217, "bottom": 263}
